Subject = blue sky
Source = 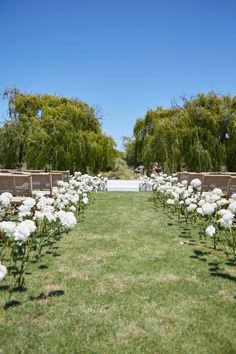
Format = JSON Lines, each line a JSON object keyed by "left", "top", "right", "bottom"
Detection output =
{"left": 0, "top": 0, "right": 236, "bottom": 149}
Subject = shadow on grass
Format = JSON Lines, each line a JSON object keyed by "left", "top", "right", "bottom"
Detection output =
{"left": 45, "top": 250, "right": 61, "bottom": 257}
{"left": 194, "top": 249, "right": 211, "bottom": 257}
{"left": 38, "top": 264, "right": 48, "bottom": 270}
{"left": 209, "top": 266, "right": 221, "bottom": 272}
{"left": 208, "top": 261, "right": 222, "bottom": 272}
{"left": 29, "top": 292, "right": 47, "bottom": 301}
{"left": 48, "top": 290, "right": 64, "bottom": 297}
{"left": 180, "top": 233, "right": 192, "bottom": 239}
{"left": 4, "top": 300, "right": 21, "bottom": 309}
{"left": 0, "top": 285, "right": 10, "bottom": 291}
{"left": 13, "top": 286, "right": 27, "bottom": 293}
{"left": 226, "top": 261, "right": 236, "bottom": 267}
{"left": 207, "top": 260, "right": 236, "bottom": 283}
{"left": 31, "top": 256, "right": 45, "bottom": 263}
{"left": 189, "top": 249, "right": 211, "bottom": 262}
{"left": 210, "top": 272, "right": 236, "bottom": 283}
{"left": 52, "top": 253, "right": 61, "bottom": 257}
{"left": 187, "top": 240, "right": 197, "bottom": 245}
{"left": 29, "top": 289, "right": 65, "bottom": 301}
{"left": 178, "top": 226, "right": 193, "bottom": 238}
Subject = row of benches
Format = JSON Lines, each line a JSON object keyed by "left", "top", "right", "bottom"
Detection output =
{"left": 0, "top": 170, "right": 70, "bottom": 197}
{"left": 177, "top": 172, "right": 236, "bottom": 196}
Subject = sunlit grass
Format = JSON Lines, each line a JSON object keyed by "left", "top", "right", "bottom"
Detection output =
{"left": 0, "top": 192, "right": 235, "bottom": 354}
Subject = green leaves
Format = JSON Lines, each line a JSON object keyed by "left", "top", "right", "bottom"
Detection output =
{"left": 0, "top": 90, "right": 116, "bottom": 173}
{"left": 126, "top": 92, "right": 236, "bottom": 172}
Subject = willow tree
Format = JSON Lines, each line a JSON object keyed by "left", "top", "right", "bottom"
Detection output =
{"left": 125, "top": 92, "right": 236, "bottom": 173}
{"left": 0, "top": 89, "right": 116, "bottom": 173}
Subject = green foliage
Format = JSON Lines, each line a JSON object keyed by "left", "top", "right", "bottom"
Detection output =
{"left": 126, "top": 92, "right": 236, "bottom": 172}
{"left": 0, "top": 89, "right": 116, "bottom": 173}
{"left": 103, "top": 157, "right": 135, "bottom": 179}
{"left": 122, "top": 136, "right": 136, "bottom": 167}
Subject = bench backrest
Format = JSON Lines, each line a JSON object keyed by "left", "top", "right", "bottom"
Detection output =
{"left": 0, "top": 173, "right": 33, "bottom": 196}
{"left": 50, "top": 170, "right": 70, "bottom": 183}
{"left": 177, "top": 172, "right": 189, "bottom": 183}
{"left": 30, "top": 173, "right": 53, "bottom": 195}
{"left": 188, "top": 173, "right": 205, "bottom": 184}
{"left": 25, "top": 170, "right": 45, "bottom": 173}
{"left": 50, "top": 172, "right": 64, "bottom": 187}
{"left": 201, "top": 174, "right": 231, "bottom": 193}
{"left": 227, "top": 177, "right": 236, "bottom": 196}
{"left": 14, "top": 174, "right": 33, "bottom": 196}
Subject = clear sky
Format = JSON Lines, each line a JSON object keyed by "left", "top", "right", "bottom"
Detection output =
{"left": 0, "top": 0, "right": 236, "bottom": 149}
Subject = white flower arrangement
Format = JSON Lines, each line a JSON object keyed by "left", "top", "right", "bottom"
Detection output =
{"left": 0, "top": 171, "right": 105, "bottom": 301}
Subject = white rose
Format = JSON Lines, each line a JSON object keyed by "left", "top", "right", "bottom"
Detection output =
{"left": 190, "top": 179, "right": 201, "bottom": 189}
{"left": 0, "top": 262, "right": 7, "bottom": 281}
{"left": 187, "top": 204, "right": 197, "bottom": 212}
{"left": 202, "top": 202, "right": 215, "bottom": 216}
{"left": 205, "top": 225, "right": 216, "bottom": 237}
{"left": 0, "top": 221, "right": 16, "bottom": 237}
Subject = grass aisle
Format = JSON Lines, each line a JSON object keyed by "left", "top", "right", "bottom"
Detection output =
{"left": 0, "top": 192, "right": 236, "bottom": 354}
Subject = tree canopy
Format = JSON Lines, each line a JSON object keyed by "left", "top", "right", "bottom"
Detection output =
{"left": 0, "top": 89, "right": 117, "bottom": 173}
{"left": 124, "top": 92, "right": 236, "bottom": 173}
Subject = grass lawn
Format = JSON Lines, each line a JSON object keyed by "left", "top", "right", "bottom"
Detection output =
{"left": 0, "top": 192, "right": 236, "bottom": 354}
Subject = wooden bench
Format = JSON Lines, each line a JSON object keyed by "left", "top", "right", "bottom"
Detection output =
{"left": 188, "top": 173, "right": 205, "bottom": 185}
{"left": 177, "top": 172, "right": 189, "bottom": 183}
{"left": 201, "top": 174, "right": 231, "bottom": 194}
{"left": 50, "top": 172, "right": 64, "bottom": 187}
{"left": 50, "top": 170, "right": 70, "bottom": 183}
{"left": 0, "top": 173, "right": 33, "bottom": 196}
{"left": 227, "top": 177, "right": 236, "bottom": 196}
{"left": 30, "top": 173, "right": 53, "bottom": 196}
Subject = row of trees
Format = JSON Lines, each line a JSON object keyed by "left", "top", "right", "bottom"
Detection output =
{"left": 124, "top": 92, "right": 236, "bottom": 173}
{"left": 0, "top": 89, "right": 117, "bottom": 173}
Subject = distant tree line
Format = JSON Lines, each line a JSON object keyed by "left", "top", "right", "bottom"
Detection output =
{"left": 0, "top": 89, "right": 117, "bottom": 173}
{"left": 124, "top": 92, "right": 236, "bottom": 173}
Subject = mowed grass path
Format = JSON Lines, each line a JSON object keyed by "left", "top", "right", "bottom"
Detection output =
{"left": 0, "top": 192, "right": 236, "bottom": 354}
